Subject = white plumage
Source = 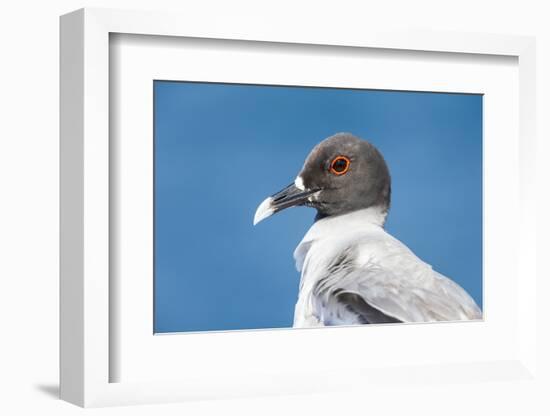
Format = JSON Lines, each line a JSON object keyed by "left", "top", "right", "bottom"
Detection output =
{"left": 292, "top": 207, "right": 482, "bottom": 327}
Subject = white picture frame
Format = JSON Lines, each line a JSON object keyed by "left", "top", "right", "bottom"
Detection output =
{"left": 60, "top": 7, "right": 538, "bottom": 408}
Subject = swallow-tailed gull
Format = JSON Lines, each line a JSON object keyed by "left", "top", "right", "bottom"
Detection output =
{"left": 254, "top": 133, "right": 482, "bottom": 327}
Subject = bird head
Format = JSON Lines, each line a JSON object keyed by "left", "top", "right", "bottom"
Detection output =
{"left": 253, "top": 132, "right": 391, "bottom": 225}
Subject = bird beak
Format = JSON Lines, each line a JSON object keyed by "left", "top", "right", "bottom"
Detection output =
{"left": 253, "top": 183, "right": 319, "bottom": 225}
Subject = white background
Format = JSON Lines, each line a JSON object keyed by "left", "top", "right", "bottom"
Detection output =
{"left": 1, "top": 1, "right": 548, "bottom": 415}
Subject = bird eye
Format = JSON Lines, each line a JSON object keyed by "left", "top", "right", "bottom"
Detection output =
{"left": 329, "top": 156, "right": 350, "bottom": 175}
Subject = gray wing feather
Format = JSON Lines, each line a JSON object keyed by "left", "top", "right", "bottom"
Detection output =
{"left": 336, "top": 292, "right": 402, "bottom": 324}
{"left": 349, "top": 267, "right": 481, "bottom": 322}
{"left": 318, "top": 238, "right": 482, "bottom": 323}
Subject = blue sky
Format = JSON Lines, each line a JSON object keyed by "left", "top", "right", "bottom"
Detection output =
{"left": 154, "top": 81, "right": 483, "bottom": 333}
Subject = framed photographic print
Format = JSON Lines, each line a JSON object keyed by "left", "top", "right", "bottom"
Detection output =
{"left": 60, "top": 8, "right": 538, "bottom": 408}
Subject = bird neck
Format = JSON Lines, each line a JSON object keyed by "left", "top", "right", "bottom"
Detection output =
{"left": 315, "top": 205, "right": 388, "bottom": 228}
{"left": 294, "top": 205, "right": 389, "bottom": 272}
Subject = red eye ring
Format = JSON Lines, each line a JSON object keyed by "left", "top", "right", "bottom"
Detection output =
{"left": 329, "top": 156, "right": 351, "bottom": 176}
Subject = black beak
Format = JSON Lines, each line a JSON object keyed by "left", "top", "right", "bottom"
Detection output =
{"left": 253, "top": 183, "right": 319, "bottom": 225}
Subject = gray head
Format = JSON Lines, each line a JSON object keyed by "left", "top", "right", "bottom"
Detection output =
{"left": 254, "top": 132, "right": 391, "bottom": 224}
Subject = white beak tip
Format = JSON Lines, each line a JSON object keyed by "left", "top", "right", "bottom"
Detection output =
{"left": 253, "top": 197, "right": 274, "bottom": 226}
